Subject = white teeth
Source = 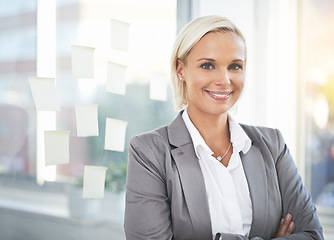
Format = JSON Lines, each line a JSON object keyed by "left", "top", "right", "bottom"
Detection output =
{"left": 212, "top": 93, "right": 228, "bottom": 97}
{"left": 208, "top": 91, "right": 229, "bottom": 97}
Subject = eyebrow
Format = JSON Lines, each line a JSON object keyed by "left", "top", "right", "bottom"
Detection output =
{"left": 196, "top": 58, "right": 244, "bottom": 63}
{"left": 232, "top": 59, "right": 244, "bottom": 63}
{"left": 196, "top": 58, "right": 215, "bottom": 62}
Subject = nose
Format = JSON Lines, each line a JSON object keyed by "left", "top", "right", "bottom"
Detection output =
{"left": 214, "top": 68, "right": 231, "bottom": 85}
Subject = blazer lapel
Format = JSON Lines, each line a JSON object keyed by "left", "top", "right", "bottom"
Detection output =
{"left": 168, "top": 113, "right": 212, "bottom": 240}
{"left": 241, "top": 145, "right": 268, "bottom": 238}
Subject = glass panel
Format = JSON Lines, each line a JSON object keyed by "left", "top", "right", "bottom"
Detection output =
{"left": 301, "top": 0, "right": 334, "bottom": 237}
{"left": 0, "top": 0, "right": 37, "bottom": 176}
{"left": 302, "top": 0, "right": 334, "bottom": 206}
{"left": 54, "top": 0, "right": 177, "bottom": 185}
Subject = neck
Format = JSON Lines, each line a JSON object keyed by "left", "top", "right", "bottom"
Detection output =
{"left": 187, "top": 108, "right": 230, "bottom": 147}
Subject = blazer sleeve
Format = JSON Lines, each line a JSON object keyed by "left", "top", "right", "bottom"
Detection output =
{"left": 272, "top": 129, "right": 323, "bottom": 239}
{"left": 124, "top": 134, "right": 173, "bottom": 240}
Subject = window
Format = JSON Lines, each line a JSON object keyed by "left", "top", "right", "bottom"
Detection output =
{"left": 0, "top": 0, "right": 37, "bottom": 176}
{"left": 300, "top": 0, "right": 334, "bottom": 237}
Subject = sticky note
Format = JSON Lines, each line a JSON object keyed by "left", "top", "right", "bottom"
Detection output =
{"left": 75, "top": 104, "right": 99, "bottom": 137}
{"left": 106, "top": 62, "right": 127, "bottom": 95}
{"left": 110, "top": 19, "right": 130, "bottom": 51}
{"left": 71, "top": 45, "right": 95, "bottom": 78}
{"left": 83, "top": 165, "right": 107, "bottom": 199}
{"left": 149, "top": 73, "right": 168, "bottom": 101}
{"left": 104, "top": 118, "right": 128, "bottom": 152}
{"left": 44, "top": 130, "right": 70, "bottom": 166}
{"left": 28, "top": 77, "right": 61, "bottom": 111}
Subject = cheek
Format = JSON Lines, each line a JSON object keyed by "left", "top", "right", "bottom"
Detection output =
{"left": 187, "top": 71, "right": 212, "bottom": 88}
{"left": 233, "top": 74, "right": 245, "bottom": 90}
{"left": 185, "top": 79, "right": 207, "bottom": 98}
{"left": 239, "top": 79, "right": 245, "bottom": 90}
{"left": 184, "top": 72, "right": 204, "bottom": 90}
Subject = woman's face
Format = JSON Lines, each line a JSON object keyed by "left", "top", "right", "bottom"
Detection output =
{"left": 177, "top": 31, "right": 245, "bottom": 118}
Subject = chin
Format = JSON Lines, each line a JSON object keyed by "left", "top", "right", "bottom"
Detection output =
{"left": 204, "top": 107, "right": 230, "bottom": 116}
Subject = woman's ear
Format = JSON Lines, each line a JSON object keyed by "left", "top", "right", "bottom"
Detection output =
{"left": 176, "top": 59, "right": 185, "bottom": 81}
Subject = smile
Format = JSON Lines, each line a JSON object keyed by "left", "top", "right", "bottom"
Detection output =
{"left": 205, "top": 90, "right": 232, "bottom": 99}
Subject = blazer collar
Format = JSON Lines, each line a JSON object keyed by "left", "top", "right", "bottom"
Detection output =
{"left": 168, "top": 110, "right": 192, "bottom": 147}
{"left": 168, "top": 112, "right": 213, "bottom": 240}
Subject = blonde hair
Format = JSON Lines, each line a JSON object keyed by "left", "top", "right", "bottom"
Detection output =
{"left": 170, "top": 15, "right": 246, "bottom": 110}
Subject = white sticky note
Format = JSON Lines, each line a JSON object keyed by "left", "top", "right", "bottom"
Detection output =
{"left": 149, "top": 73, "right": 168, "bottom": 101}
{"left": 29, "top": 77, "right": 61, "bottom": 111}
{"left": 71, "top": 45, "right": 95, "bottom": 78}
{"left": 75, "top": 104, "right": 99, "bottom": 137}
{"left": 44, "top": 130, "right": 70, "bottom": 166}
{"left": 110, "top": 19, "right": 130, "bottom": 51}
{"left": 104, "top": 118, "right": 128, "bottom": 152}
{"left": 83, "top": 165, "right": 107, "bottom": 199}
{"left": 106, "top": 62, "right": 127, "bottom": 95}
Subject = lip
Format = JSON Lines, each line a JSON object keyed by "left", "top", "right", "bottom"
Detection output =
{"left": 204, "top": 90, "right": 232, "bottom": 100}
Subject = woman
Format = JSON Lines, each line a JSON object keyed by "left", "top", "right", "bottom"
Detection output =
{"left": 124, "top": 15, "right": 323, "bottom": 240}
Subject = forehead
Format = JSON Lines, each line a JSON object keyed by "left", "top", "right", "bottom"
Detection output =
{"left": 187, "top": 31, "right": 245, "bottom": 60}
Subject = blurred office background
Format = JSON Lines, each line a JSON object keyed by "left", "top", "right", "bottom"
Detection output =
{"left": 0, "top": 0, "right": 333, "bottom": 239}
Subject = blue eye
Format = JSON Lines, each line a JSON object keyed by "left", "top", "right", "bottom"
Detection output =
{"left": 228, "top": 63, "right": 243, "bottom": 70}
{"left": 200, "top": 62, "right": 215, "bottom": 70}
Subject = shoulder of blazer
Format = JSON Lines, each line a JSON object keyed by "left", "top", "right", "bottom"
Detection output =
{"left": 130, "top": 124, "right": 170, "bottom": 144}
{"left": 129, "top": 124, "right": 170, "bottom": 157}
{"left": 240, "top": 124, "right": 278, "bottom": 141}
{"left": 130, "top": 111, "right": 191, "bottom": 150}
{"left": 240, "top": 124, "right": 285, "bottom": 162}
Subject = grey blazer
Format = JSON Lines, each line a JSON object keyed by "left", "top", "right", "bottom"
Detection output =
{"left": 124, "top": 112, "right": 323, "bottom": 240}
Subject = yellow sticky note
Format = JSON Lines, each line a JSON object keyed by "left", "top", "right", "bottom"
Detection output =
{"left": 104, "top": 118, "right": 128, "bottom": 152}
{"left": 75, "top": 104, "right": 99, "bottom": 137}
{"left": 28, "top": 77, "right": 61, "bottom": 111}
{"left": 83, "top": 165, "right": 107, "bottom": 199}
{"left": 149, "top": 73, "right": 168, "bottom": 101}
{"left": 106, "top": 62, "right": 127, "bottom": 95}
{"left": 71, "top": 45, "right": 95, "bottom": 78}
{"left": 110, "top": 19, "right": 130, "bottom": 51}
{"left": 44, "top": 130, "right": 70, "bottom": 166}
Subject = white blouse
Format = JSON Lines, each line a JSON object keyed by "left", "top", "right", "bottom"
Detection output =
{"left": 182, "top": 109, "right": 253, "bottom": 239}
